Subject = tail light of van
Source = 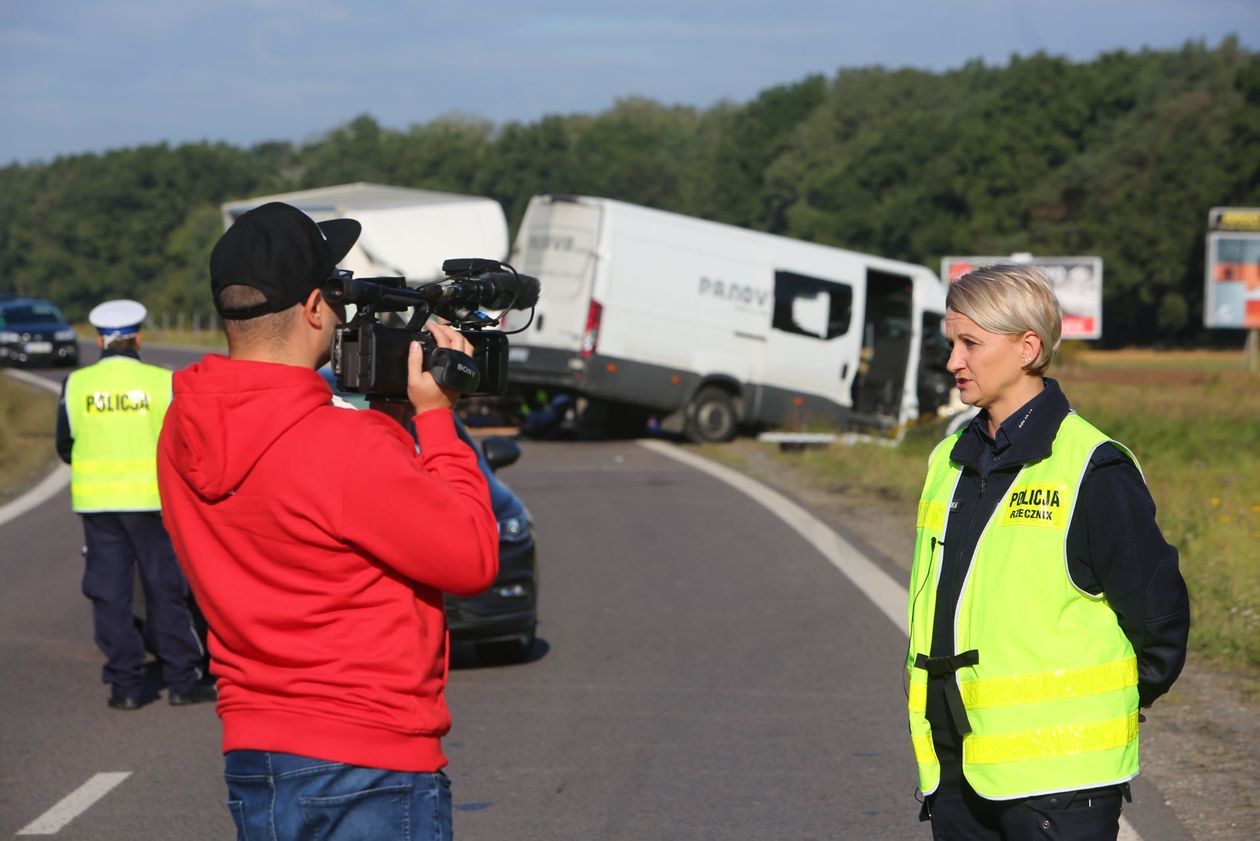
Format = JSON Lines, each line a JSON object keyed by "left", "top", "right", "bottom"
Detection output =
{"left": 581, "top": 299, "right": 603, "bottom": 358}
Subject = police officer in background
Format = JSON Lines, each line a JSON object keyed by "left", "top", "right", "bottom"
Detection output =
{"left": 56, "top": 299, "right": 213, "bottom": 710}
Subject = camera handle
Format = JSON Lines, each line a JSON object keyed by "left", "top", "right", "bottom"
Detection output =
{"left": 426, "top": 347, "right": 481, "bottom": 394}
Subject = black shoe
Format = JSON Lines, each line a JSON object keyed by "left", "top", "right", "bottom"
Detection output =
{"left": 168, "top": 685, "right": 217, "bottom": 706}
{"left": 107, "top": 695, "right": 141, "bottom": 711}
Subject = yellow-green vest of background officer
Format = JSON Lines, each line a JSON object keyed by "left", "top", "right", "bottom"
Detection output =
{"left": 64, "top": 302, "right": 172, "bottom": 513}
{"left": 907, "top": 412, "right": 1141, "bottom": 800}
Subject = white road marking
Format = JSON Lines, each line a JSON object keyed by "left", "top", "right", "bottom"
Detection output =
{"left": 1, "top": 368, "right": 63, "bottom": 395}
{"left": 17, "top": 772, "right": 132, "bottom": 835}
{"left": 0, "top": 461, "right": 71, "bottom": 529}
{"left": 639, "top": 438, "right": 1144, "bottom": 841}
{"left": 0, "top": 371, "right": 71, "bottom": 528}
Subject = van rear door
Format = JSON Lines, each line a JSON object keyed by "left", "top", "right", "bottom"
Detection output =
{"left": 509, "top": 196, "right": 601, "bottom": 355}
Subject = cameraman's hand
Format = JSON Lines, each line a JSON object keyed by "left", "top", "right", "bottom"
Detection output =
{"left": 408, "top": 322, "right": 473, "bottom": 415}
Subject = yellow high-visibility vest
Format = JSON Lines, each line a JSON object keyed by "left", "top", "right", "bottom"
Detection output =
{"left": 907, "top": 413, "right": 1141, "bottom": 799}
{"left": 64, "top": 357, "right": 172, "bottom": 512}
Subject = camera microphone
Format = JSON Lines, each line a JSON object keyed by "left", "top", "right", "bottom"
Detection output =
{"left": 477, "top": 272, "right": 541, "bottom": 309}
{"left": 326, "top": 272, "right": 539, "bottom": 313}
{"left": 435, "top": 259, "right": 540, "bottom": 310}
{"left": 417, "top": 272, "right": 539, "bottom": 311}
{"left": 323, "top": 275, "right": 410, "bottom": 309}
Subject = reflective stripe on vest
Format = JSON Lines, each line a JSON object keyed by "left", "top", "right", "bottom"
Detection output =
{"left": 906, "top": 413, "right": 1141, "bottom": 799}
{"left": 65, "top": 357, "right": 172, "bottom": 512}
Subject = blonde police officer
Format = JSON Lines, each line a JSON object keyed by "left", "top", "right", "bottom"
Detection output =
{"left": 906, "top": 266, "right": 1188, "bottom": 840}
{"left": 55, "top": 300, "right": 213, "bottom": 710}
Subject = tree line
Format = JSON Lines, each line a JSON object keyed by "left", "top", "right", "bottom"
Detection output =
{"left": 1, "top": 37, "right": 1257, "bottom": 346}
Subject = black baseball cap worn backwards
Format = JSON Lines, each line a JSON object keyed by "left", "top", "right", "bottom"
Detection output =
{"left": 210, "top": 201, "right": 361, "bottom": 319}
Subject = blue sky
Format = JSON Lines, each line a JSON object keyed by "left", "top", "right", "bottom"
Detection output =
{"left": 1, "top": 0, "right": 1256, "bottom": 166}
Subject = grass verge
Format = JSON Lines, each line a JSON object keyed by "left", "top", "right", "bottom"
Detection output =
{"left": 0, "top": 372, "right": 61, "bottom": 505}
{"left": 73, "top": 325, "right": 226, "bottom": 349}
{"left": 135, "top": 328, "right": 227, "bottom": 349}
{"left": 1060, "top": 351, "right": 1260, "bottom": 670}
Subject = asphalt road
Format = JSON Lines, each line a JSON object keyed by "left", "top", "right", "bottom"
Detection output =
{"left": 0, "top": 343, "right": 1190, "bottom": 840}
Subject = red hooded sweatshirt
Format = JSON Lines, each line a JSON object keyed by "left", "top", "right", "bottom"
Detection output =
{"left": 156, "top": 354, "right": 498, "bottom": 772}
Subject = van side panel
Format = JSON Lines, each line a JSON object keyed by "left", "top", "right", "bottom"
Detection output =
{"left": 596, "top": 202, "right": 767, "bottom": 386}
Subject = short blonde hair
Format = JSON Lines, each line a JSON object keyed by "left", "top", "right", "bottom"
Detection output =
{"left": 947, "top": 264, "right": 1062, "bottom": 374}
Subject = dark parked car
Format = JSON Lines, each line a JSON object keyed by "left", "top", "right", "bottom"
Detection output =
{"left": 318, "top": 367, "right": 539, "bottom": 662}
{"left": 448, "top": 426, "right": 539, "bottom": 662}
{"left": 0, "top": 296, "right": 79, "bottom": 366}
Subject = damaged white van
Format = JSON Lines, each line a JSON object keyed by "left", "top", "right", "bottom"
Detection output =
{"left": 504, "top": 194, "right": 952, "bottom": 442}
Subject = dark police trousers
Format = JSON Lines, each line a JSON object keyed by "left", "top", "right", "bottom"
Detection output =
{"left": 81, "top": 512, "right": 203, "bottom": 699}
{"left": 921, "top": 732, "right": 1126, "bottom": 841}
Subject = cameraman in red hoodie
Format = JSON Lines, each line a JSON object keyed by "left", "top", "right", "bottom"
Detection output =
{"left": 157, "top": 202, "right": 498, "bottom": 840}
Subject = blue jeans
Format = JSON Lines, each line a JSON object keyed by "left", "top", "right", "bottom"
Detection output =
{"left": 224, "top": 751, "right": 452, "bottom": 841}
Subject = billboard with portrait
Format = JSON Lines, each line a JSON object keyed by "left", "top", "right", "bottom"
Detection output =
{"left": 941, "top": 255, "right": 1103, "bottom": 340}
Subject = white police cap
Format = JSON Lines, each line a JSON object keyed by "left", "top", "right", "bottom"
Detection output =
{"left": 88, "top": 299, "right": 147, "bottom": 337}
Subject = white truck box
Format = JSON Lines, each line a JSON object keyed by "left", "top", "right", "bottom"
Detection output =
{"left": 220, "top": 182, "right": 509, "bottom": 282}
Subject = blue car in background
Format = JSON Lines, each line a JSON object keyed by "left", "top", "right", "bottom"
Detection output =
{"left": 0, "top": 295, "right": 79, "bottom": 366}
{"left": 319, "top": 367, "right": 539, "bottom": 663}
{"left": 449, "top": 425, "right": 539, "bottom": 662}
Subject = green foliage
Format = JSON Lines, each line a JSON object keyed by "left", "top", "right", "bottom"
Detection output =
{"left": 0, "top": 38, "right": 1255, "bottom": 344}
{"left": 475, "top": 115, "right": 585, "bottom": 229}
{"left": 680, "top": 75, "right": 827, "bottom": 229}
{"left": 567, "top": 98, "right": 702, "bottom": 211}
{"left": 0, "top": 142, "right": 270, "bottom": 320}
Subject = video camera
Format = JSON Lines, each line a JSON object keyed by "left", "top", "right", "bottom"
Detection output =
{"left": 322, "top": 258, "right": 539, "bottom": 399}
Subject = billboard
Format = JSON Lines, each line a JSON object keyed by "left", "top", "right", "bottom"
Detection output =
{"left": 1204, "top": 207, "right": 1260, "bottom": 329}
{"left": 941, "top": 255, "right": 1104, "bottom": 340}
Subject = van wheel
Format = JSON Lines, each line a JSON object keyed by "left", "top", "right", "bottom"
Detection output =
{"left": 686, "top": 388, "right": 737, "bottom": 443}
